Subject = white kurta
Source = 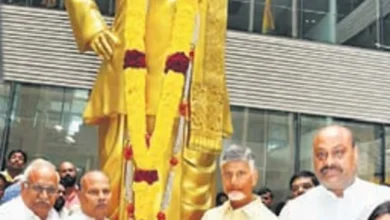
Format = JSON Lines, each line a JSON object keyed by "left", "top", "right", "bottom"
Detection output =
{"left": 0, "top": 196, "right": 60, "bottom": 220}
{"left": 64, "top": 208, "right": 109, "bottom": 220}
{"left": 202, "top": 196, "right": 278, "bottom": 220}
{"left": 279, "top": 178, "right": 390, "bottom": 220}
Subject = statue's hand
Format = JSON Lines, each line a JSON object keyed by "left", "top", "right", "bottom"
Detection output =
{"left": 89, "top": 30, "right": 119, "bottom": 60}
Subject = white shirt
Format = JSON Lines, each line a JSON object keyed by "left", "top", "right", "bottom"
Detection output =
{"left": 279, "top": 178, "right": 390, "bottom": 220}
{"left": 202, "top": 196, "right": 278, "bottom": 220}
{"left": 64, "top": 208, "right": 109, "bottom": 220}
{"left": 0, "top": 196, "right": 60, "bottom": 220}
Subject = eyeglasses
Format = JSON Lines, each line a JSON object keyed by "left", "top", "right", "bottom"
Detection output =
{"left": 25, "top": 182, "right": 58, "bottom": 195}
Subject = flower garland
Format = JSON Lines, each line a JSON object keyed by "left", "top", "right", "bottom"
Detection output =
{"left": 122, "top": 0, "right": 198, "bottom": 218}
{"left": 152, "top": 0, "right": 198, "bottom": 216}
{"left": 122, "top": 0, "right": 147, "bottom": 218}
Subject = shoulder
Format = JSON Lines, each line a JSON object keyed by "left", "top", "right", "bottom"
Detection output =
{"left": 202, "top": 206, "right": 224, "bottom": 219}
{"left": 0, "top": 198, "right": 23, "bottom": 219}
{"left": 260, "top": 206, "right": 278, "bottom": 220}
{"left": 356, "top": 179, "right": 390, "bottom": 202}
{"left": 279, "top": 187, "right": 322, "bottom": 218}
{"left": 48, "top": 209, "right": 61, "bottom": 220}
{"left": 251, "top": 198, "right": 278, "bottom": 219}
{"left": 63, "top": 210, "right": 88, "bottom": 220}
{"left": 288, "top": 186, "right": 322, "bottom": 205}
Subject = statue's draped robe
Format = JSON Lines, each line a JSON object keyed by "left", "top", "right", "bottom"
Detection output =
{"left": 65, "top": 0, "right": 232, "bottom": 219}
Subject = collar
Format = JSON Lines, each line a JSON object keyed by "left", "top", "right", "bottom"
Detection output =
{"left": 320, "top": 177, "right": 361, "bottom": 199}
{"left": 1, "top": 170, "right": 23, "bottom": 183}
{"left": 73, "top": 209, "right": 108, "bottom": 220}
{"left": 1, "top": 170, "right": 14, "bottom": 182}
{"left": 17, "top": 196, "right": 58, "bottom": 220}
{"left": 222, "top": 195, "right": 263, "bottom": 217}
{"left": 66, "top": 189, "right": 78, "bottom": 201}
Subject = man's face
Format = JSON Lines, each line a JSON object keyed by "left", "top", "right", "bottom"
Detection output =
{"left": 221, "top": 161, "right": 257, "bottom": 202}
{"left": 313, "top": 128, "right": 357, "bottom": 192}
{"left": 59, "top": 162, "right": 76, "bottom": 179}
{"left": 21, "top": 168, "right": 59, "bottom": 218}
{"left": 59, "top": 162, "right": 77, "bottom": 188}
{"left": 8, "top": 152, "right": 25, "bottom": 171}
{"left": 260, "top": 192, "right": 272, "bottom": 207}
{"left": 79, "top": 177, "right": 112, "bottom": 218}
{"left": 291, "top": 177, "right": 315, "bottom": 198}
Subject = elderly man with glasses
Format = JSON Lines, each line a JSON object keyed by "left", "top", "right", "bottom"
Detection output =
{"left": 0, "top": 159, "right": 61, "bottom": 220}
{"left": 202, "top": 144, "right": 278, "bottom": 220}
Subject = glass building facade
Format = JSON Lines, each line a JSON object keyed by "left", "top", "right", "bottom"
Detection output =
{"left": 1, "top": 0, "right": 390, "bottom": 202}
{"left": 0, "top": 82, "right": 388, "bottom": 200}
{"left": 2, "top": 0, "right": 389, "bottom": 51}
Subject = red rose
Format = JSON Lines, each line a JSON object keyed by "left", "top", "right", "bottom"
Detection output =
{"left": 179, "top": 102, "right": 188, "bottom": 117}
{"left": 127, "top": 203, "right": 135, "bottom": 215}
{"left": 164, "top": 52, "right": 190, "bottom": 74}
{"left": 157, "top": 212, "right": 166, "bottom": 220}
{"left": 123, "top": 145, "right": 133, "bottom": 160}
{"left": 123, "top": 50, "right": 146, "bottom": 69}
{"left": 134, "top": 169, "right": 159, "bottom": 185}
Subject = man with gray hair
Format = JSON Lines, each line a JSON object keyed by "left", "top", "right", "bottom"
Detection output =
{"left": 0, "top": 159, "right": 61, "bottom": 220}
{"left": 202, "top": 144, "right": 278, "bottom": 220}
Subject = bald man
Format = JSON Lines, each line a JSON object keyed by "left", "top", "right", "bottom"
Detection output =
{"left": 0, "top": 159, "right": 60, "bottom": 220}
{"left": 65, "top": 171, "right": 111, "bottom": 220}
{"left": 280, "top": 125, "right": 390, "bottom": 220}
{"left": 58, "top": 161, "right": 80, "bottom": 217}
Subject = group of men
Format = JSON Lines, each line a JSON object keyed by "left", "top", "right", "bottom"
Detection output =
{"left": 203, "top": 125, "right": 390, "bottom": 220}
{"left": 0, "top": 151, "right": 112, "bottom": 220}
{"left": 0, "top": 124, "right": 389, "bottom": 220}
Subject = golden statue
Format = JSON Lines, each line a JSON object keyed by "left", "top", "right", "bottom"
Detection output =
{"left": 65, "top": 0, "right": 232, "bottom": 219}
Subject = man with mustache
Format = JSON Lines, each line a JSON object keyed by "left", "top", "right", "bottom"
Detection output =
{"left": 58, "top": 161, "right": 80, "bottom": 217}
{"left": 0, "top": 159, "right": 60, "bottom": 220}
{"left": 280, "top": 125, "right": 390, "bottom": 220}
{"left": 65, "top": 170, "right": 111, "bottom": 220}
{"left": 202, "top": 144, "right": 278, "bottom": 220}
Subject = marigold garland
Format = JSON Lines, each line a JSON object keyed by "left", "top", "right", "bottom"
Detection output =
{"left": 122, "top": 0, "right": 199, "bottom": 218}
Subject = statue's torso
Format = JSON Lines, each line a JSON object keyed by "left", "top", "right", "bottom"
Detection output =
{"left": 109, "top": 0, "right": 176, "bottom": 115}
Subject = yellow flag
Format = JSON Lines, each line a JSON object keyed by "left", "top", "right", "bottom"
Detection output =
{"left": 262, "top": 0, "right": 275, "bottom": 34}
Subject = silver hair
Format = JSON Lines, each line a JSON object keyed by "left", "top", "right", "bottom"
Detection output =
{"left": 22, "top": 158, "right": 59, "bottom": 183}
{"left": 219, "top": 144, "right": 256, "bottom": 171}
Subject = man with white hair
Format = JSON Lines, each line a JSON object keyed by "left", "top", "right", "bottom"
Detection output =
{"left": 0, "top": 159, "right": 61, "bottom": 220}
{"left": 202, "top": 144, "right": 278, "bottom": 220}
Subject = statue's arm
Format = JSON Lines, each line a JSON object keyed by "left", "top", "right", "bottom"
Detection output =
{"left": 65, "top": 0, "right": 107, "bottom": 52}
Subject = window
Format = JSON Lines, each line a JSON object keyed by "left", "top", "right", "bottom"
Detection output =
{"left": 253, "top": 0, "right": 293, "bottom": 37}
{"left": 5, "top": 83, "right": 98, "bottom": 172}
{"left": 333, "top": 119, "right": 382, "bottom": 182}
{"left": 228, "top": 0, "right": 251, "bottom": 31}
{"left": 385, "top": 126, "right": 390, "bottom": 183}
{"left": 300, "top": 115, "right": 329, "bottom": 170}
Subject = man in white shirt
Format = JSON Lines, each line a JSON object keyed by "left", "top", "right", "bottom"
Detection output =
{"left": 65, "top": 170, "right": 111, "bottom": 220}
{"left": 202, "top": 144, "right": 278, "bottom": 220}
{"left": 279, "top": 125, "right": 390, "bottom": 220}
{"left": 0, "top": 159, "right": 61, "bottom": 220}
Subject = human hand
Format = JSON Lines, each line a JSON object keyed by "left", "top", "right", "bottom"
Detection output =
{"left": 89, "top": 30, "right": 119, "bottom": 60}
